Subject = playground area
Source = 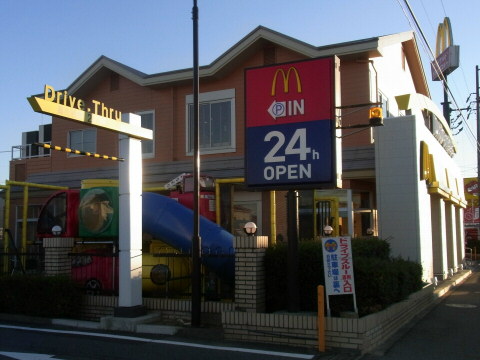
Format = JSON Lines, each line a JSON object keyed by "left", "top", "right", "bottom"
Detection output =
{"left": 0, "top": 177, "right": 236, "bottom": 301}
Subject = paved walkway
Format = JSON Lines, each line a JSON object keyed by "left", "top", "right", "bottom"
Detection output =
{"left": 361, "top": 263, "right": 480, "bottom": 359}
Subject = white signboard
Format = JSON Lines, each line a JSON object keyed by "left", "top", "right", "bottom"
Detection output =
{"left": 322, "top": 236, "right": 356, "bottom": 296}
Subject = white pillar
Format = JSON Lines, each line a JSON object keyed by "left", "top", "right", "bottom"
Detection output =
{"left": 117, "top": 113, "right": 144, "bottom": 316}
{"left": 456, "top": 206, "right": 465, "bottom": 267}
{"left": 431, "top": 196, "right": 448, "bottom": 280}
{"left": 445, "top": 201, "right": 458, "bottom": 273}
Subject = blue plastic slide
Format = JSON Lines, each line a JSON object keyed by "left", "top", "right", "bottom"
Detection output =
{"left": 142, "top": 192, "right": 235, "bottom": 280}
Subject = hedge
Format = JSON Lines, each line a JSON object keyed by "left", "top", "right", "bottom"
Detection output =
{"left": 0, "top": 275, "right": 83, "bottom": 318}
{"left": 265, "top": 237, "right": 424, "bottom": 316}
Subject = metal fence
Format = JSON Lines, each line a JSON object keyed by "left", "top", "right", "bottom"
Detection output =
{"left": 69, "top": 247, "right": 235, "bottom": 300}
{"left": 0, "top": 250, "right": 44, "bottom": 276}
{"left": 0, "top": 238, "right": 234, "bottom": 301}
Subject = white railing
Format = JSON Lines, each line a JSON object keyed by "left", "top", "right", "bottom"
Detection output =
{"left": 11, "top": 143, "right": 51, "bottom": 160}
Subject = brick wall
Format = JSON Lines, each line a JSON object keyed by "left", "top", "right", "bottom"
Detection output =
{"left": 64, "top": 235, "right": 452, "bottom": 354}
{"left": 222, "top": 312, "right": 318, "bottom": 348}
{"left": 43, "top": 237, "right": 75, "bottom": 276}
{"left": 81, "top": 295, "right": 235, "bottom": 326}
{"left": 233, "top": 236, "right": 268, "bottom": 312}
{"left": 222, "top": 284, "right": 435, "bottom": 353}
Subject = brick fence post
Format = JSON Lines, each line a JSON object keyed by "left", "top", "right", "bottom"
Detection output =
{"left": 43, "top": 237, "right": 75, "bottom": 276}
{"left": 234, "top": 235, "right": 269, "bottom": 313}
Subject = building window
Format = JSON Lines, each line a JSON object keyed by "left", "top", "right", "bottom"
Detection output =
{"left": 137, "top": 110, "right": 155, "bottom": 158}
{"left": 15, "top": 204, "right": 42, "bottom": 247}
{"left": 68, "top": 129, "right": 96, "bottom": 156}
{"left": 186, "top": 89, "right": 235, "bottom": 154}
{"left": 378, "top": 91, "right": 390, "bottom": 118}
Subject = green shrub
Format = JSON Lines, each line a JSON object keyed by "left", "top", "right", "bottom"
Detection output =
{"left": 298, "top": 241, "right": 324, "bottom": 310}
{"left": 265, "top": 243, "right": 288, "bottom": 311}
{"left": 0, "top": 275, "right": 82, "bottom": 318}
{"left": 352, "top": 236, "right": 390, "bottom": 260}
{"left": 265, "top": 237, "right": 423, "bottom": 316}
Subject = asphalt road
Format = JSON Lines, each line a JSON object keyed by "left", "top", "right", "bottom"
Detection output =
{"left": 361, "top": 264, "right": 480, "bottom": 360}
{"left": 0, "top": 322, "right": 322, "bottom": 360}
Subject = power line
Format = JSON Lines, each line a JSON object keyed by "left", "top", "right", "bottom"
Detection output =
{"left": 439, "top": 0, "right": 448, "bottom": 17}
{"left": 398, "top": 0, "right": 479, "bottom": 153}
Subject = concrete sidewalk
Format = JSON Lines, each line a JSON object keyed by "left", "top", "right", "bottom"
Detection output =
{"left": 361, "top": 264, "right": 478, "bottom": 359}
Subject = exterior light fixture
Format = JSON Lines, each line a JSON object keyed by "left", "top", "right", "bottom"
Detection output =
{"left": 323, "top": 225, "right": 333, "bottom": 236}
{"left": 52, "top": 225, "right": 62, "bottom": 236}
{"left": 369, "top": 106, "right": 383, "bottom": 126}
{"left": 366, "top": 228, "right": 375, "bottom": 236}
{"left": 335, "top": 102, "right": 384, "bottom": 129}
{"left": 243, "top": 222, "right": 257, "bottom": 236}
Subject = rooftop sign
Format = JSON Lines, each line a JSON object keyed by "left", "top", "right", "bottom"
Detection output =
{"left": 431, "top": 17, "right": 459, "bottom": 81}
{"left": 28, "top": 85, "right": 153, "bottom": 140}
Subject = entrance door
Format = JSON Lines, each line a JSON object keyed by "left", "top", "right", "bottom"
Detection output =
{"left": 233, "top": 192, "right": 262, "bottom": 236}
{"left": 314, "top": 198, "right": 338, "bottom": 238}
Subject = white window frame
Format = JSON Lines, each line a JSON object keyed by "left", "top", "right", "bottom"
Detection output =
{"left": 67, "top": 128, "right": 96, "bottom": 157}
{"left": 136, "top": 110, "right": 155, "bottom": 158}
{"left": 185, "top": 89, "right": 236, "bottom": 155}
{"left": 378, "top": 90, "right": 390, "bottom": 118}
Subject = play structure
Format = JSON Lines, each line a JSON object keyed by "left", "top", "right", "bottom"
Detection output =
{"left": 35, "top": 177, "right": 234, "bottom": 294}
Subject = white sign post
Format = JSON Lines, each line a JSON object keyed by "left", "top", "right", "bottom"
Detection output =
{"left": 321, "top": 236, "right": 357, "bottom": 316}
{"left": 116, "top": 113, "right": 144, "bottom": 316}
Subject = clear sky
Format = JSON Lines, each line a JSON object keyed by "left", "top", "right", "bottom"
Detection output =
{"left": 1, "top": 0, "right": 478, "bottom": 183}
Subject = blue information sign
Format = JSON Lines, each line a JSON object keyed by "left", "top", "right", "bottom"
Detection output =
{"left": 245, "top": 120, "right": 333, "bottom": 187}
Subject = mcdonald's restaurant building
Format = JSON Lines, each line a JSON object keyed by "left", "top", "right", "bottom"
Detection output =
{"left": 9, "top": 26, "right": 466, "bottom": 282}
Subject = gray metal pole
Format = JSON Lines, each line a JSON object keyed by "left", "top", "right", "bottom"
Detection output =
{"left": 476, "top": 65, "right": 479, "bottom": 243}
{"left": 191, "top": 0, "right": 202, "bottom": 327}
{"left": 287, "top": 189, "right": 300, "bottom": 312}
{"left": 443, "top": 75, "right": 450, "bottom": 127}
{"left": 476, "top": 65, "right": 479, "bottom": 184}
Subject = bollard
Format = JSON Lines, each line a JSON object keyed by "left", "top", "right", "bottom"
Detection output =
{"left": 317, "top": 285, "right": 325, "bottom": 352}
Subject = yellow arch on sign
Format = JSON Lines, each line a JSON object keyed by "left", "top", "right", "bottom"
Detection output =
{"left": 271, "top": 67, "right": 302, "bottom": 96}
{"left": 436, "top": 17, "right": 454, "bottom": 56}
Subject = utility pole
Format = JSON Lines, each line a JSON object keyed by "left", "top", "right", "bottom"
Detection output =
{"left": 476, "top": 65, "right": 479, "bottom": 242}
{"left": 191, "top": 0, "right": 201, "bottom": 327}
{"left": 443, "top": 74, "right": 451, "bottom": 127}
{"left": 287, "top": 190, "right": 300, "bottom": 312}
{"left": 476, "top": 65, "right": 479, "bottom": 185}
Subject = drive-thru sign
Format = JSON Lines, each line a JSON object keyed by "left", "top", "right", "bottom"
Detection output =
{"left": 245, "top": 57, "right": 340, "bottom": 188}
{"left": 29, "top": 85, "right": 152, "bottom": 316}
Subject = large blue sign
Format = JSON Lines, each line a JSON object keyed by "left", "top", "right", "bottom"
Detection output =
{"left": 245, "top": 120, "right": 333, "bottom": 187}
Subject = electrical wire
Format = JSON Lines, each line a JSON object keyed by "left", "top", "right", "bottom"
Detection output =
{"left": 419, "top": 0, "right": 474, "bottom": 126}
{"left": 397, "top": 0, "right": 479, "bottom": 156}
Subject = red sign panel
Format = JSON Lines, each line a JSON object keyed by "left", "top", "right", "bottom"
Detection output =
{"left": 246, "top": 58, "right": 335, "bottom": 127}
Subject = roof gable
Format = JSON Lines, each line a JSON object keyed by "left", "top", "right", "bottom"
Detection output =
{"left": 67, "top": 26, "right": 428, "bottom": 97}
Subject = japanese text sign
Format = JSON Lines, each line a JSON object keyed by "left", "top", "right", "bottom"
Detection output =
{"left": 322, "top": 236, "right": 356, "bottom": 296}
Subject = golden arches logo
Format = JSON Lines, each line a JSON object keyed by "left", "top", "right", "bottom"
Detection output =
{"left": 420, "top": 141, "right": 437, "bottom": 185}
{"left": 435, "top": 17, "right": 454, "bottom": 57}
{"left": 271, "top": 67, "right": 302, "bottom": 96}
